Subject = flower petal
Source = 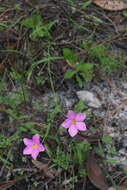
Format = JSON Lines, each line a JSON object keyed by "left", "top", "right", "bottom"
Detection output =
{"left": 68, "top": 126, "right": 78, "bottom": 137}
{"left": 32, "top": 134, "right": 40, "bottom": 144}
{"left": 67, "top": 110, "right": 76, "bottom": 120}
{"left": 38, "top": 144, "right": 45, "bottom": 152}
{"left": 61, "top": 119, "right": 71, "bottom": 128}
{"left": 76, "top": 122, "right": 87, "bottom": 131}
{"left": 23, "top": 138, "right": 33, "bottom": 146}
{"left": 23, "top": 147, "right": 33, "bottom": 155}
{"left": 75, "top": 113, "right": 86, "bottom": 121}
{"left": 31, "top": 150, "right": 39, "bottom": 160}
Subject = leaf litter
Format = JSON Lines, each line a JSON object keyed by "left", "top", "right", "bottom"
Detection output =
{"left": 87, "top": 151, "right": 110, "bottom": 190}
{"left": 93, "top": 0, "right": 127, "bottom": 10}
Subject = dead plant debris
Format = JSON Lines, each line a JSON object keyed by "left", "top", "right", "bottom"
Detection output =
{"left": 87, "top": 152, "right": 113, "bottom": 190}
{"left": 93, "top": 0, "right": 127, "bottom": 10}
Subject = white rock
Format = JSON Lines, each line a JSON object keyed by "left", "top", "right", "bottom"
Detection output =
{"left": 122, "top": 82, "right": 127, "bottom": 89}
{"left": 119, "top": 148, "right": 125, "bottom": 155}
{"left": 76, "top": 90, "right": 101, "bottom": 108}
{"left": 108, "top": 188, "right": 116, "bottom": 190}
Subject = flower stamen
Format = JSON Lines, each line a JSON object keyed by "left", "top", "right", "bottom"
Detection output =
{"left": 72, "top": 120, "right": 76, "bottom": 125}
{"left": 33, "top": 144, "right": 38, "bottom": 149}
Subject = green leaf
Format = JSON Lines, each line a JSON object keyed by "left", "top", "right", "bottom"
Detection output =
{"left": 107, "top": 158, "right": 117, "bottom": 166}
{"left": 44, "top": 21, "right": 55, "bottom": 31}
{"left": 30, "top": 21, "right": 55, "bottom": 40}
{"left": 90, "top": 45, "right": 106, "bottom": 58}
{"left": 80, "top": 70, "right": 93, "bottom": 81}
{"left": 123, "top": 10, "right": 127, "bottom": 18}
{"left": 45, "top": 143, "right": 53, "bottom": 158}
{"left": 102, "top": 135, "right": 112, "bottom": 144}
{"left": 19, "top": 127, "right": 28, "bottom": 132}
{"left": 74, "top": 100, "right": 85, "bottom": 112}
{"left": 82, "top": 0, "right": 92, "bottom": 8}
{"left": 63, "top": 48, "right": 77, "bottom": 65}
{"left": 93, "top": 16, "right": 103, "bottom": 24}
{"left": 0, "top": 22, "right": 8, "bottom": 28}
{"left": 21, "top": 17, "right": 35, "bottom": 28}
{"left": 33, "top": 13, "right": 41, "bottom": 27}
{"left": 30, "top": 25, "right": 43, "bottom": 39}
{"left": 81, "top": 40, "right": 93, "bottom": 50}
{"left": 21, "top": 13, "right": 41, "bottom": 28}
{"left": 76, "top": 63, "right": 94, "bottom": 71}
{"left": 76, "top": 74, "right": 83, "bottom": 88}
{"left": 64, "top": 70, "right": 77, "bottom": 79}
{"left": 22, "top": 122, "right": 37, "bottom": 127}
{"left": 107, "top": 146, "right": 117, "bottom": 154}
{"left": 74, "top": 141, "right": 91, "bottom": 166}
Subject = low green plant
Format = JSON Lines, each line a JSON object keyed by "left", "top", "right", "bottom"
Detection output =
{"left": 63, "top": 48, "right": 94, "bottom": 87}
{"left": 63, "top": 41, "right": 125, "bottom": 87}
{"left": 49, "top": 140, "right": 91, "bottom": 173}
{"left": 100, "top": 135, "right": 118, "bottom": 167}
{"left": 0, "top": 135, "right": 19, "bottom": 149}
{"left": 66, "top": 176, "right": 78, "bottom": 190}
{"left": 73, "top": 141, "right": 91, "bottom": 167}
{"left": 0, "top": 86, "right": 29, "bottom": 109}
{"left": 53, "top": 146, "right": 71, "bottom": 170}
{"left": 82, "top": 41, "right": 121, "bottom": 73}
{"left": 43, "top": 99, "right": 62, "bottom": 141}
{"left": 21, "top": 12, "right": 55, "bottom": 40}
{"left": 74, "top": 100, "right": 85, "bottom": 112}
{"left": 10, "top": 69, "right": 26, "bottom": 82}
{"left": 102, "top": 134, "right": 112, "bottom": 144}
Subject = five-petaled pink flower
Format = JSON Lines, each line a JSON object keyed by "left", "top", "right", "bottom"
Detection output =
{"left": 61, "top": 110, "right": 87, "bottom": 137}
{"left": 23, "top": 134, "right": 45, "bottom": 160}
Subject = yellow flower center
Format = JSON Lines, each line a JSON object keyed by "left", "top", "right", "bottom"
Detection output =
{"left": 72, "top": 120, "right": 76, "bottom": 125}
{"left": 33, "top": 144, "right": 38, "bottom": 149}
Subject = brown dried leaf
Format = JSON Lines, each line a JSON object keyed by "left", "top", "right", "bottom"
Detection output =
{"left": 93, "top": 0, "right": 127, "bottom": 10}
{"left": 86, "top": 152, "right": 109, "bottom": 190}
{"left": 32, "top": 160, "right": 54, "bottom": 178}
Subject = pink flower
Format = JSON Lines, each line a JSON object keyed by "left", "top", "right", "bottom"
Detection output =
{"left": 23, "top": 134, "right": 45, "bottom": 160}
{"left": 61, "top": 110, "right": 87, "bottom": 137}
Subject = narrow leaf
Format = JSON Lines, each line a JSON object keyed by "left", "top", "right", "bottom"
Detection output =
{"left": 64, "top": 70, "right": 77, "bottom": 79}
{"left": 63, "top": 48, "right": 77, "bottom": 65}
{"left": 76, "top": 63, "right": 94, "bottom": 71}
